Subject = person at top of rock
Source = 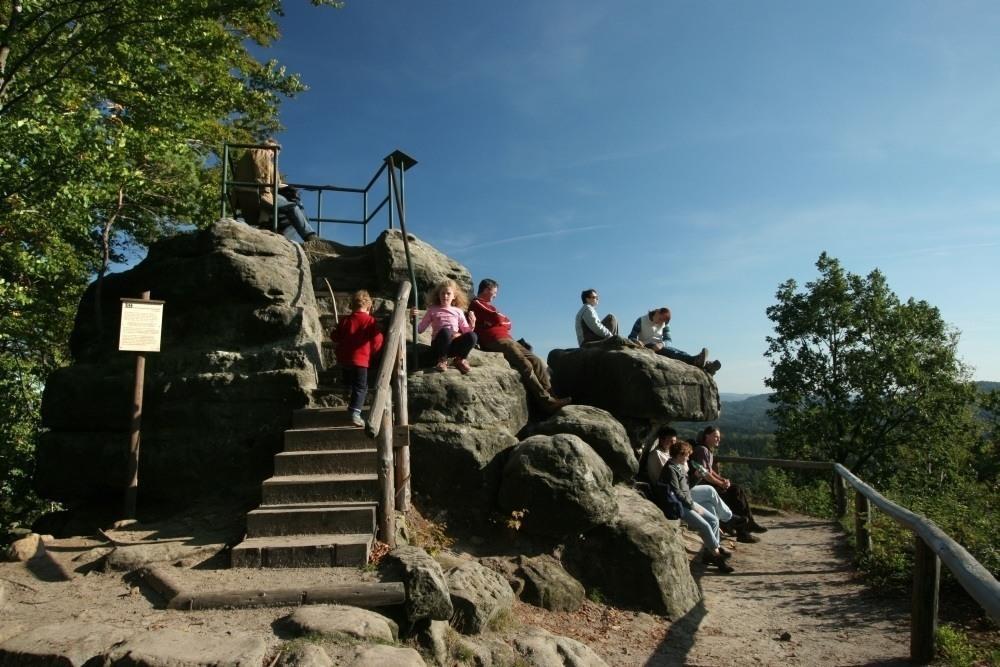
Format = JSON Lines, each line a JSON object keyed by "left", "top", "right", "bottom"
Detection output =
{"left": 412, "top": 279, "right": 478, "bottom": 374}
{"left": 628, "top": 306, "right": 721, "bottom": 375}
{"left": 331, "top": 290, "right": 383, "bottom": 427}
{"left": 469, "top": 278, "right": 571, "bottom": 414}
{"left": 575, "top": 288, "right": 620, "bottom": 345}
{"left": 231, "top": 139, "right": 317, "bottom": 243}
{"left": 664, "top": 438, "right": 734, "bottom": 573}
{"left": 689, "top": 425, "right": 767, "bottom": 542}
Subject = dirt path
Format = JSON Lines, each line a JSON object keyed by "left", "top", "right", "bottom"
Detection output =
{"left": 648, "top": 511, "right": 912, "bottom": 666}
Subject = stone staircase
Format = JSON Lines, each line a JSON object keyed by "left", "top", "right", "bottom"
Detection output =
{"left": 231, "top": 406, "right": 380, "bottom": 567}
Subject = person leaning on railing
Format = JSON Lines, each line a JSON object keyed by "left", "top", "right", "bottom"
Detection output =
{"left": 690, "top": 425, "right": 767, "bottom": 542}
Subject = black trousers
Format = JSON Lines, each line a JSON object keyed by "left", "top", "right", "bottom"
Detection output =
{"left": 431, "top": 327, "right": 477, "bottom": 361}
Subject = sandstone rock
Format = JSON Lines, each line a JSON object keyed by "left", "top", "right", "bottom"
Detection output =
{"left": 0, "top": 622, "right": 26, "bottom": 644}
{"left": 450, "top": 633, "right": 520, "bottom": 667}
{"left": 374, "top": 229, "right": 472, "bottom": 298}
{"left": 416, "top": 619, "right": 449, "bottom": 666}
{"left": 4, "top": 533, "right": 45, "bottom": 561}
{"left": 37, "top": 220, "right": 321, "bottom": 508}
{"left": 284, "top": 605, "right": 398, "bottom": 643}
{"left": 278, "top": 642, "right": 333, "bottom": 667}
{"left": 547, "top": 347, "right": 720, "bottom": 426}
{"left": 379, "top": 546, "right": 453, "bottom": 623}
{"left": 0, "top": 621, "right": 129, "bottom": 666}
{"left": 408, "top": 354, "right": 527, "bottom": 517}
{"left": 563, "top": 486, "right": 701, "bottom": 618}
{"left": 498, "top": 434, "right": 616, "bottom": 538}
{"left": 345, "top": 644, "right": 426, "bottom": 667}
{"left": 104, "top": 628, "right": 266, "bottom": 666}
{"left": 524, "top": 405, "right": 638, "bottom": 482}
{"left": 446, "top": 561, "right": 516, "bottom": 635}
{"left": 511, "top": 627, "right": 609, "bottom": 667}
{"left": 480, "top": 555, "right": 584, "bottom": 612}
{"left": 106, "top": 542, "right": 224, "bottom": 571}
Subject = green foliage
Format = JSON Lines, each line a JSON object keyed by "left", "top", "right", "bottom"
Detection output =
{"left": 764, "top": 252, "right": 976, "bottom": 486}
{"left": 750, "top": 468, "right": 834, "bottom": 518}
{"left": 936, "top": 624, "right": 1000, "bottom": 667}
{"left": 0, "top": 0, "right": 338, "bottom": 531}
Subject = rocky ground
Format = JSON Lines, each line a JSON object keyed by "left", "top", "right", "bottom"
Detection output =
{"left": 0, "top": 506, "right": 934, "bottom": 666}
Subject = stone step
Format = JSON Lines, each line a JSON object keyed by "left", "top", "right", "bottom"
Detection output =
{"left": 273, "top": 449, "right": 377, "bottom": 475}
{"left": 293, "top": 406, "right": 355, "bottom": 429}
{"left": 231, "top": 533, "right": 372, "bottom": 568}
{"left": 284, "top": 426, "right": 369, "bottom": 451}
{"left": 246, "top": 503, "right": 376, "bottom": 537}
{"left": 261, "top": 473, "right": 379, "bottom": 504}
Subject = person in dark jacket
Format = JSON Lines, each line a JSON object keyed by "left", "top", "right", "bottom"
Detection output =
{"left": 332, "top": 290, "right": 383, "bottom": 426}
{"left": 665, "top": 439, "right": 733, "bottom": 573}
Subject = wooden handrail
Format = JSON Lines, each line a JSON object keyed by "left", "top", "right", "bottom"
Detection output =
{"left": 366, "top": 281, "right": 411, "bottom": 438}
{"left": 718, "top": 455, "right": 1000, "bottom": 663}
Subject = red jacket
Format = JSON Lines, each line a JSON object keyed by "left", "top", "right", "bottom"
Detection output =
{"left": 469, "top": 298, "right": 512, "bottom": 345}
{"left": 334, "top": 311, "right": 383, "bottom": 368}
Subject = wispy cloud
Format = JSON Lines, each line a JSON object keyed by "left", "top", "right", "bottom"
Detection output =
{"left": 447, "top": 224, "right": 611, "bottom": 253}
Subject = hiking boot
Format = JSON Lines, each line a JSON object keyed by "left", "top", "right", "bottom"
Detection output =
{"left": 703, "top": 552, "right": 734, "bottom": 572}
{"left": 543, "top": 396, "right": 572, "bottom": 414}
{"left": 690, "top": 348, "right": 709, "bottom": 368}
{"left": 737, "top": 531, "right": 761, "bottom": 544}
{"left": 705, "top": 359, "right": 722, "bottom": 375}
{"left": 718, "top": 545, "right": 733, "bottom": 559}
{"left": 721, "top": 515, "right": 748, "bottom": 533}
{"left": 749, "top": 522, "right": 769, "bottom": 533}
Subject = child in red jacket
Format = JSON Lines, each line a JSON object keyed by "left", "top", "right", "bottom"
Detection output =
{"left": 332, "top": 290, "right": 384, "bottom": 427}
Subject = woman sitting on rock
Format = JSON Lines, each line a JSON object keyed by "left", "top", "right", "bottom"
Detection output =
{"left": 690, "top": 426, "right": 767, "bottom": 542}
{"left": 413, "top": 280, "right": 478, "bottom": 374}
{"left": 627, "top": 306, "right": 721, "bottom": 375}
{"left": 664, "top": 439, "right": 734, "bottom": 573}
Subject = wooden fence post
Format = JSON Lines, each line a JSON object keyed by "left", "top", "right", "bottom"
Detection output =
{"left": 911, "top": 535, "right": 940, "bottom": 663}
{"left": 376, "top": 396, "right": 396, "bottom": 548}
{"left": 392, "top": 335, "right": 410, "bottom": 512}
{"left": 833, "top": 473, "right": 847, "bottom": 518}
{"left": 854, "top": 490, "right": 872, "bottom": 557}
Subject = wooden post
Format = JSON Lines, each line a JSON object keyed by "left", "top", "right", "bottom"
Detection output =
{"left": 832, "top": 473, "right": 847, "bottom": 518}
{"left": 854, "top": 490, "right": 872, "bottom": 557}
{"left": 911, "top": 535, "right": 940, "bottom": 663}
{"left": 376, "top": 396, "right": 396, "bottom": 548}
{"left": 392, "top": 335, "right": 410, "bottom": 512}
{"left": 123, "top": 290, "right": 150, "bottom": 519}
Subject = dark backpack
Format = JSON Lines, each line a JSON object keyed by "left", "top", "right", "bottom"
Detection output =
{"left": 650, "top": 481, "right": 684, "bottom": 520}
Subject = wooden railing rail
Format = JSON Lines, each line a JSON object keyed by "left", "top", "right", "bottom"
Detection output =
{"left": 364, "top": 280, "right": 412, "bottom": 548}
{"left": 717, "top": 455, "right": 1000, "bottom": 663}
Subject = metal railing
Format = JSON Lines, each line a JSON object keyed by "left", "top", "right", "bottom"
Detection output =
{"left": 718, "top": 455, "right": 1000, "bottom": 664}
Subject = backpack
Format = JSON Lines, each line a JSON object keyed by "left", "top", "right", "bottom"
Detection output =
{"left": 650, "top": 481, "right": 684, "bottom": 520}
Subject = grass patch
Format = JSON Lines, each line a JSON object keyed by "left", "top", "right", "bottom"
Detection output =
{"left": 936, "top": 624, "right": 1000, "bottom": 667}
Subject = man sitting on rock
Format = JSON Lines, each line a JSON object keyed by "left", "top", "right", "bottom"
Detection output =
{"left": 232, "top": 139, "right": 317, "bottom": 243}
{"left": 575, "top": 289, "right": 619, "bottom": 345}
{"left": 627, "top": 306, "right": 721, "bottom": 375}
{"left": 470, "top": 279, "right": 571, "bottom": 414}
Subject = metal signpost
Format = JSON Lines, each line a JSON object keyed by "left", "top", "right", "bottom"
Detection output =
{"left": 118, "top": 292, "right": 165, "bottom": 519}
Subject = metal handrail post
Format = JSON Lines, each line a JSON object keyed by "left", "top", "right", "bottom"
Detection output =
{"left": 221, "top": 144, "right": 230, "bottom": 219}
{"left": 386, "top": 158, "right": 394, "bottom": 231}
{"left": 388, "top": 160, "right": 420, "bottom": 349}
{"left": 316, "top": 190, "right": 324, "bottom": 239}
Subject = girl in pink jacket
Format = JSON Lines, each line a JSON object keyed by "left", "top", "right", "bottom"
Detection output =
{"left": 414, "top": 280, "right": 478, "bottom": 374}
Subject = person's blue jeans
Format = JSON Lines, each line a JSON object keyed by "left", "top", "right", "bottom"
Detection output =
{"left": 276, "top": 193, "right": 316, "bottom": 240}
{"left": 683, "top": 502, "right": 721, "bottom": 552}
{"left": 691, "top": 485, "right": 733, "bottom": 523}
{"left": 341, "top": 365, "right": 368, "bottom": 415}
{"left": 658, "top": 346, "right": 698, "bottom": 365}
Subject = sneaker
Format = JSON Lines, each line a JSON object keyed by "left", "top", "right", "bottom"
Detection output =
{"left": 705, "top": 359, "right": 722, "bottom": 375}
{"left": 749, "top": 522, "right": 769, "bottom": 533}
{"left": 454, "top": 358, "right": 471, "bottom": 375}
{"left": 737, "top": 531, "right": 761, "bottom": 544}
{"left": 703, "top": 552, "right": 734, "bottom": 572}
{"left": 691, "top": 348, "right": 709, "bottom": 368}
{"left": 718, "top": 546, "right": 733, "bottom": 559}
{"left": 715, "top": 560, "right": 735, "bottom": 574}
{"left": 434, "top": 359, "right": 448, "bottom": 372}
{"left": 350, "top": 412, "right": 365, "bottom": 427}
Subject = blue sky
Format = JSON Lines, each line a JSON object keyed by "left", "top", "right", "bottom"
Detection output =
{"left": 263, "top": 1, "right": 1000, "bottom": 393}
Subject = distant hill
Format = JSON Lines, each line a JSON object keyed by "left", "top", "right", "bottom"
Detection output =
{"left": 975, "top": 381, "right": 1000, "bottom": 393}
{"left": 719, "top": 392, "right": 756, "bottom": 402}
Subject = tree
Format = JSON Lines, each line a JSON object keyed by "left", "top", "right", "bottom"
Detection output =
{"left": 0, "top": 0, "right": 339, "bottom": 531}
{"left": 764, "top": 253, "right": 976, "bottom": 486}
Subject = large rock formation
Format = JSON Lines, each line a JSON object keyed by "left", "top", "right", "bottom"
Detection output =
{"left": 563, "top": 486, "right": 701, "bottom": 618}
{"left": 408, "top": 350, "right": 527, "bottom": 520}
{"left": 523, "top": 405, "right": 637, "bottom": 483}
{"left": 548, "top": 344, "right": 720, "bottom": 448}
{"left": 38, "top": 220, "right": 322, "bottom": 506}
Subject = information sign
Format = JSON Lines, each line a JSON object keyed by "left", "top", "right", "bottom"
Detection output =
{"left": 118, "top": 299, "right": 165, "bottom": 352}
